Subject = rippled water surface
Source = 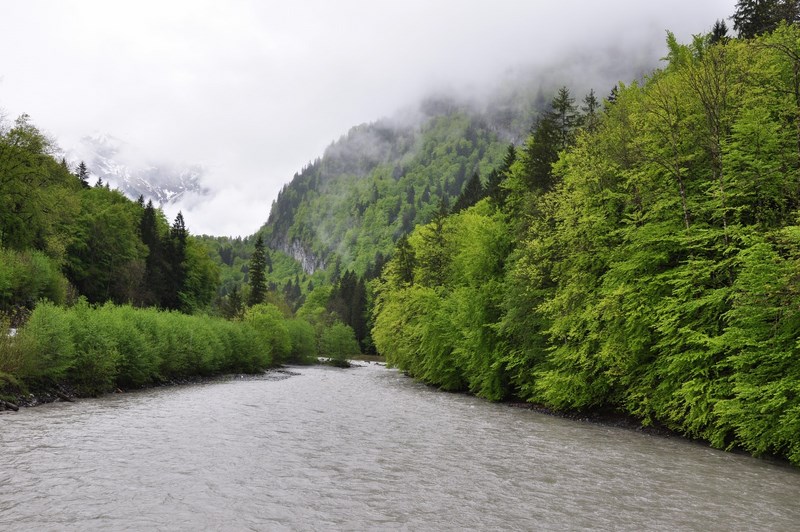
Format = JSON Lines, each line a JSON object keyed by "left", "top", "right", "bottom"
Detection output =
{"left": 2, "top": 363, "right": 799, "bottom": 531}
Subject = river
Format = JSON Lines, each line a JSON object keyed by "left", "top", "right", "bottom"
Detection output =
{"left": 1, "top": 363, "right": 799, "bottom": 531}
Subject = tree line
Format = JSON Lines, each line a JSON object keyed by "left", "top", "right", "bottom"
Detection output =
{"left": 372, "top": 21, "right": 800, "bottom": 465}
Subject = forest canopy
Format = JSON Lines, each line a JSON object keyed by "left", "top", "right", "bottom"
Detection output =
{"left": 373, "top": 23, "right": 800, "bottom": 465}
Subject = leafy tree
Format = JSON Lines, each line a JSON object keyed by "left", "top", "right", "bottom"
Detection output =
{"left": 320, "top": 322, "right": 360, "bottom": 367}
{"left": 243, "top": 303, "right": 291, "bottom": 363}
{"left": 0, "top": 114, "right": 58, "bottom": 250}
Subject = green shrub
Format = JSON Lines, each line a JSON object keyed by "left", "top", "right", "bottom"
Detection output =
{"left": 0, "top": 248, "right": 67, "bottom": 311}
{"left": 67, "top": 300, "right": 120, "bottom": 396}
{"left": 320, "top": 322, "right": 360, "bottom": 367}
{"left": 16, "top": 301, "right": 74, "bottom": 381}
{"left": 285, "top": 318, "right": 317, "bottom": 364}
{"left": 244, "top": 304, "right": 290, "bottom": 364}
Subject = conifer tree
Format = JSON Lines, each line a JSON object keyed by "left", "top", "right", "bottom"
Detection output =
{"left": 731, "top": 0, "right": 796, "bottom": 38}
{"left": 394, "top": 235, "right": 416, "bottom": 285}
{"left": 247, "top": 235, "right": 267, "bottom": 307}
{"left": 710, "top": 19, "right": 730, "bottom": 44}
{"left": 163, "top": 212, "right": 188, "bottom": 310}
{"left": 452, "top": 172, "right": 484, "bottom": 213}
{"left": 140, "top": 200, "right": 165, "bottom": 306}
{"left": 487, "top": 144, "right": 516, "bottom": 207}
{"left": 265, "top": 249, "right": 273, "bottom": 274}
{"left": 580, "top": 89, "right": 601, "bottom": 132}
{"left": 76, "top": 161, "right": 90, "bottom": 188}
{"left": 548, "top": 86, "right": 579, "bottom": 150}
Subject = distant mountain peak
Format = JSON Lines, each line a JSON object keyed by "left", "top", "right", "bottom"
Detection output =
{"left": 64, "top": 132, "right": 209, "bottom": 206}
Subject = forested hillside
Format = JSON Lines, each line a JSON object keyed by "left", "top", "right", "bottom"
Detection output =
{"left": 0, "top": 115, "right": 218, "bottom": 318}
{"left": 0, "top": 115, "right": 359, "bottom": 399}
{"left": 373, "top": 22, "right": 800, "bottom": 465}
{"left": 261, "top": 96, "right": 537, "bottom": 277}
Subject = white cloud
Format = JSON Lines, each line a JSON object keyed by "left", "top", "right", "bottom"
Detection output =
{"left": 0, "top": 0, "right": 737, "bottom": 236}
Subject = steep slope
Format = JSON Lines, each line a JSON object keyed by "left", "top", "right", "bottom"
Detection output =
{"left": 262, "top": 95, "right": 532, "bottom": 275}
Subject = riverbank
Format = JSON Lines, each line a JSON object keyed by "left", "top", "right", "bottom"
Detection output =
{"left": 0, "top": 367, "right": 303, "bottom": 412}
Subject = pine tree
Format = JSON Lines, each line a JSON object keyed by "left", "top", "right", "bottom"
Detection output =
{"left": 487, "top": 144, "right": 516, "bottom": 207}
{"left": 163, "top": 212, "right": 188, "bottom": 310}
{"left": 76, "top": 161, "right": 90, "bottom": 188}
{"left": 265, "top": 249, "right": 273, "bottom": 274}
{"left": 731, "top": 0, "right": 792, "bottom": 38}
{"left": 710, "top": 19, "right": 730, "bottom": 44}
{"left": 247, "top": 235, "right": 267, "bottom": 307}
{"left": 452, "top": 172, "right": 484, "bottom": 213}
{"left": 548, "top": 86, "right": 579, "bottom": 150}
{"left": 224, "top": 285, "right": 243, "bottom": 319}
{"left": 140, "top": 200, "right": 165, "bottom": 306}
{"left": 394, "top": 235, "right": 416, "bottom": 285}
{"left": 580, "top": 89, "right": 601, "bottom": 132}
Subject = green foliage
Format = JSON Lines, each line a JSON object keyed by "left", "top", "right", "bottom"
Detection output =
{"left": 247, "top": 235, "right": 268, "bottom": 306}
{"left": 373, "top": 27, "right": 800, "bottom": 465}
{"left": 14, "top": 301, "right": 75, "bottom": 380}
{"left": 264, "top": 106, "right": 511, "bottom": 277}
{"left": 373, "top": 200, "right": 510, "bottom": 397}
{"left": 320, "top": 322, "right": 360, "bottom": 367}
{"left": 243, "top": 303, "right": 291, "bottom": 364}
{"left": 0, "top": 248, "right": 67, "bottom": 312}
{"left": 732, "top": 0, "right": 798, "bottom": 38}
{"left": 8, "top": 301, "right": 277, "bottom": 396}
{"left": 285, "top": 318, "right": 317, "bottom": 364}
{"left": 0, "top": 112, "right": 218, "bottom": 313}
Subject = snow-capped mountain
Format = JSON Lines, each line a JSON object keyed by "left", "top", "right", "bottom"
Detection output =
{"left": 66, "top": 133, "right": 209, "bottom": 205}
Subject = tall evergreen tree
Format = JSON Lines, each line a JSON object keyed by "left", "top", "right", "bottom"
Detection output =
{"left": 76, "top": 161, "right": 90, "bottom": 188}
{"left": 732, "top": 0, "right": 796, "bottom": 38}
{"left": 548, "top": 86, "right": 579, "bottom": 150}
{"left": 487, "top": 144, "right": 516, "bottom": 207}
{"left": 265, "top": 249, "right": 273, "bottom": 274}
{"left": 580, "top": 89, "right": 601, "bottom": 132}
{"left": 163, "top": 212, "right": 188, "bottom": 310}
{"left": 393, "top": 235, "right": 416, "bottom": 285}
{"left": 247, "top": 235, "right": 267, "bottom": 307}
{"left": 452, "top": 172, "right": 484, "bottom": 213}
{"left": 139, "top": 200, "right": 165, "bottom": 306}
{"left": 710, "top": 19, "right": 731, "bottom": 44}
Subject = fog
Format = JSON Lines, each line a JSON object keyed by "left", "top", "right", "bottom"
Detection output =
{"left": 0, "top": 1, "right": 736, "bottom": 236}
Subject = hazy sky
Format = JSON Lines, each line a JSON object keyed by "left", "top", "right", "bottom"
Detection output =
{"left": 1, "top": 1, "right": 737, "bottom": 236}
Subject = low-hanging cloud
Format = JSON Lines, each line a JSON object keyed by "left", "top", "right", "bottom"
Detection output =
{"left": 0, "top": 0, "right": 737, "bottom": 236}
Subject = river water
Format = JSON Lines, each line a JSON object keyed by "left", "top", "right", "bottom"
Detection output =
{"left": 1, "top": 363, "right": 799, "bottom": 531}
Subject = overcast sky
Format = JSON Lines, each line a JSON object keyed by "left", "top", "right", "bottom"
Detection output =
{"left": 1, "top": 0, "right": 737, "bottom": 236}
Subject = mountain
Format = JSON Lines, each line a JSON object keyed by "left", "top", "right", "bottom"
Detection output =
{"left": 261, "top": 92, "right": 545, "bottom": 276}
{"left": 66, "top": 133, "right": 209, "bottom": 205}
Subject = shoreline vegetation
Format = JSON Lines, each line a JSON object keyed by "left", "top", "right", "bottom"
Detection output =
{"left": 372, "top": 24, "right": 800, "bottom": 467}
{"left": 0, "top": 300, "right": 361, "bottom": 408}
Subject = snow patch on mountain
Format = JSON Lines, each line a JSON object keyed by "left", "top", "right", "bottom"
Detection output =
{"left": 64, "top": 132, "right": 210, "bottom": 206}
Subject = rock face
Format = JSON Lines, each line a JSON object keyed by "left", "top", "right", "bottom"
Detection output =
{"left": 279, "top": 239, "right": 325, "bottom": 275}
{"left": 66, "top": 133, "right": 209, "bottom": 205}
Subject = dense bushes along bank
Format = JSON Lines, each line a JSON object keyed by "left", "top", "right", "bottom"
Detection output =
{"left": 373, "top": 26, "right": 800, "bottom": 466}
{"left": 0, "top": 300, "right": 359, "bottom": 399}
